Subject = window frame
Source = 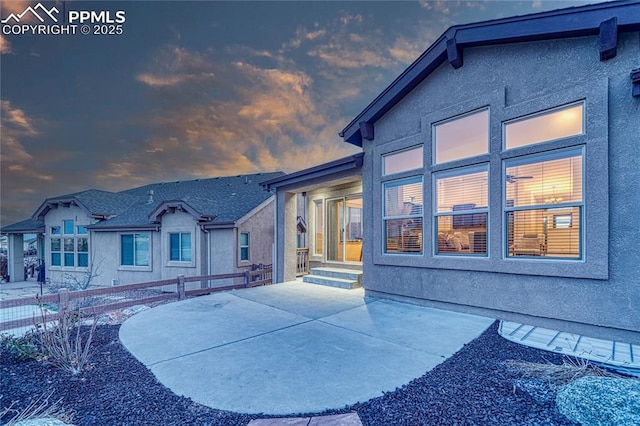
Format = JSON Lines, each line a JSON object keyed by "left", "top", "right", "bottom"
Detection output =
{"left": 313, "top": 199, "right": 324, "bottom": 256}
{"left": 503, "top": 145, "right": 585, "bottom": 261}
{"left": 433, "top": 164, "right": 489, "bottom": 257}
{"left": 239, "top": 231, "right": 250, "bottom": 263}
{"left": 382, "top": 176, "right": 424, "bottom": 255}
{"left": 432, "top": 107, "right": 490, "bottom": 165}
{"left": 119, "top": 232, "right": 152, "bottom": 270}
{"left": 48, "top": 220, "right": 89, "bottom": 270}
{"left": 371, "top": 81, "right": 607, "bottom": 279}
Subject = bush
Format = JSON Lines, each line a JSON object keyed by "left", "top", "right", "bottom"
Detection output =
{"left": 34, "top": 298, "right": 97, "bottom": 375}
{"left": 0, "top": 331, "right": 40, "bottom": 361}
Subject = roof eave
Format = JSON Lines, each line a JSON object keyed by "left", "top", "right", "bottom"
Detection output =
{"left": 341, "top": 0, "right": 640, "bottom": 146}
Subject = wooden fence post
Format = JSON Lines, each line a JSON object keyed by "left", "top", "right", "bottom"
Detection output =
{"left": 177, "top": 275, "right": 185, "bottom": 300}
{"left": 244, "top": 269, "right": 250, "bottom": 287}
{"left": 58, "top": 288, "right": 69, "bottom": 312}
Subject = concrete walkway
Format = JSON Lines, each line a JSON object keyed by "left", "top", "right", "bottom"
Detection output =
{"left": 119, "top": 281, "right": 494, "bottom": 416}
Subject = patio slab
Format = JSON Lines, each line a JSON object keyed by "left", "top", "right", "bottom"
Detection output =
{"left": 120, "top": 281, "right": 494, "bottom": 415}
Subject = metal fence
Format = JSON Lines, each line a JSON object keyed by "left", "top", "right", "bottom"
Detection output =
{"left": 0, "top": 266, "right": 272, "bottom": 334}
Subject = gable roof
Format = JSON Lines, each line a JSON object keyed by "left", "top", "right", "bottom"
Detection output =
{"left": 2, "top": 172, "right": 284, "bottom": 234}
{"left": 89, "top": 172, "right": 284, "bottom": 230}
{"left": 340, "top": 0, "right": 640, "bottom": 146}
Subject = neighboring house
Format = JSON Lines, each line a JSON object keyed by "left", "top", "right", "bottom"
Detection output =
{"left": 2, "top": 172, "right": 283, "bottom": 287}
{"left": 266, "top": 1, "right": 640, "bottom": 344}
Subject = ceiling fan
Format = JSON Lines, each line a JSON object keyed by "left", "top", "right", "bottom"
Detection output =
{"left": 506, "top": 174, "right": 533, "bottom": 184}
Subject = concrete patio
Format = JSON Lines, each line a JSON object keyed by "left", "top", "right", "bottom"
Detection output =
{"left": 120, "top": 281, "right": 494, "bottom": 416}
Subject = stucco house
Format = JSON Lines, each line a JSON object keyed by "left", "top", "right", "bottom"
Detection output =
{"left": 265, "top": 0, "right": 640, "bottom": 347}
{"left": 2, "top": 172, "right": 283, "bottom": 287}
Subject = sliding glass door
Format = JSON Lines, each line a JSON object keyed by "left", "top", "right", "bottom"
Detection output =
{"left": 326, "top": 196, "right": 362, "bottom": 263}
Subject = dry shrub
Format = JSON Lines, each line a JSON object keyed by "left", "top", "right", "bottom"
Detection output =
{"left": 505, "top": 356, "right": 622, "bottom": 386}
{"left": 35, "top": 297, "right": 97, "bottom": 375}
{"left": 0, "top": 391, "right": 75, "bottom": 425}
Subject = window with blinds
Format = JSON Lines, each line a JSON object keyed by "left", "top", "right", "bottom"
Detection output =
{"left": 383, "top": 177, "right": 423, "bottom": 254}
{"left": 505, "top": 147, "right": 583, "bottom": 259}
{"left": 434, "top": 166, "right": 488, "bottom": 255}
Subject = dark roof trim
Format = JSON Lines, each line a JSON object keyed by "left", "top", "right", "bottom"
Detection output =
{"left": 32, "top": 198, "right": 91, "bottom": 221}
{"left": 87, "top": 224, "right": 160, "bottom": 232}
{"left": 341, "top": 0, "right": 640, "bottom": 146}
{"left": 260, "top": 153, "right": 364, "bottom": 191}
{"left": 147, "top": 200, "right": 215, "bottom": 223}
{"left": 202, "top": 221, "right": 236, "bottom": 230}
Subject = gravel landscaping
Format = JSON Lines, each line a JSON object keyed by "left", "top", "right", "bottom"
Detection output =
{"left": 1, "top": 321, "right": 579, "bottom": 425}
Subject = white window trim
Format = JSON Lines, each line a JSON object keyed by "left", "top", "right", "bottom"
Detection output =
{"left": 118, "top": 232, "right": 153, "bottom": 272}
{"left": 238, "top": 231, "right": 250, "bottom": 264}
{"left": 382, "top": 176, "right": 424, "bottom": 256}
{"left": 165, "top": 227, "right": 196, "bottom": 268}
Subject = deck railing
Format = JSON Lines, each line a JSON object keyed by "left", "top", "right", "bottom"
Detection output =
{"left": 0, "top": 266, "right": 272, "bottom": 332}
{"left": 296, "top": 248, "right": 309, "bottom": 276}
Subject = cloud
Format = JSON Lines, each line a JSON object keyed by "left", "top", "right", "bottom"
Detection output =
{"left": 0, "top": 100, "right": 36, "bottom": 164}
{"left": 0, "top": 34, "right": 11, "bottom": 54}
{"left": 136, "top": 45, "right": 217, "bottom": 87}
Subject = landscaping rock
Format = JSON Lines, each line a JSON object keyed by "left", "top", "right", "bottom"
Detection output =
{"left": 556, "top": 376, "right": 640, "bottom": 425}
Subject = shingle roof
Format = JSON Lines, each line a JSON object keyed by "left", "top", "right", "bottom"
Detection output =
{"left": 89, "top": 172, "right": 284, "bottom": 229}
{"left": 5, "top": 172, "right": 284, "bottom": 232}
{"left": 1, "top": 218, "right": 45, "bottom": 234}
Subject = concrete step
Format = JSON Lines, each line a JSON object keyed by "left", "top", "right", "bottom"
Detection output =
{"left": 309, "top": 267, "right": 362, "bottom": 283}
{"left": 303, "top": 274, "right": 362, "bottom": 290}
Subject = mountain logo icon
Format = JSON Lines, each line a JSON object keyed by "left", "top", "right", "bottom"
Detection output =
{"left": 1, "top": 3, "right": 59, "bottom": 24}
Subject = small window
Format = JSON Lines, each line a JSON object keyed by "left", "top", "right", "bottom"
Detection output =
{"left": 383, "top": 146, "right": 423, "bottom": 175}
{"left": 505, "top": 102, "right": 584, "bottom": 150}
{"left": 51, "top": 238, "right": 61, "bottom": 266}
{"left": 314, "top": 200, "right": 323, "bottom": 255}
{"left": 50, "top": 226, "right": 61, "bottom": 235}
{"left": 169, "top": 232, "right": 192, "bottom": 262}
{"left": 240, "top": 232, "right": 250, "bottom": 261}
{"left": 434, "top": 166, "right": 488, "bottom": 256}
{"left": 63, "top": 220, "right": 74, "bottom": 235}
{"left": 77, "top": 225, "right": 88, "bottom": 235}
{"left": 383, "top": 177, "right": 423, "bottom": 254}
{"left": 553, "top": 214, "right": 572, "bottom": 229}
{"left": 77, "top": 238, "right": 89, "bottom": 267}
{"left": 434, "top": 109, "right": 489, "bottom": 164}
{"left": 121, "top": 233, "right": 150, "bottom": 266}
{"left": 63, "top": 238, "right": 74, "bottom": 266}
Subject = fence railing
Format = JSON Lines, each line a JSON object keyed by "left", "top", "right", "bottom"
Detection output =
{"left": 296, "top": 248, "right": 309, "bottom": 276}
{"left": 0, "top": 266, "right": 271, "bottom": 332}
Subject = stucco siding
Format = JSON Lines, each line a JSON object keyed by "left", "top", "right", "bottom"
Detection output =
{"left": 237, "top": 199, "right": 275, "bottom": 269}
{"left": 363, "top": 34, "right": 640, "bottom": 342}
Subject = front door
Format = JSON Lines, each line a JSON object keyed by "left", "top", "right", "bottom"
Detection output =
{"left": 326, "top": 196, "right": 362, "bottom": 263}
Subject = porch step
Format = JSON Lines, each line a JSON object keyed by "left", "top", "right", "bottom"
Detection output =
{"left": 303, "top": 267, "right": 362, "bottom": 290}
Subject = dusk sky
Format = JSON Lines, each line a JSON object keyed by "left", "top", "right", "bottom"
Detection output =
{"left": 1, "top": 0, "right": 601, "bottom": 226}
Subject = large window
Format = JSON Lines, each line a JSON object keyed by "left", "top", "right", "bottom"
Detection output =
{"left": 383, "top": 177, "right": 423, "bottom": 254}
{"left": 505, "top": 148, "right": 583, "bottom": 259}
{"left": 434, "top": 166, "right": 488, "bottom": 256}
{"left": 433, "top": 109, "right": 489, "bottom": 164}
{"left": 169, "top": 232, "right": 192, "bottom": 262}
{"left": 239, "top": 232, "right": 250, "bottom": 262}
{"left": 50, "top": 220, "right": 89, "bottom": 268}
{"left": 121, "top": 233, "right": 150, "bottom": 266}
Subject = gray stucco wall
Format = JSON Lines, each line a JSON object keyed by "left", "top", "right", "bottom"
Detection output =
{"left": 362, "top": 34, "right": 640, "bottom": 343}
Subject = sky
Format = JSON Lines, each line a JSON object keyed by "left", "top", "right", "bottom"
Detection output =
{"left": 0, "top": 0, "right": 602, "bottom": 227}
